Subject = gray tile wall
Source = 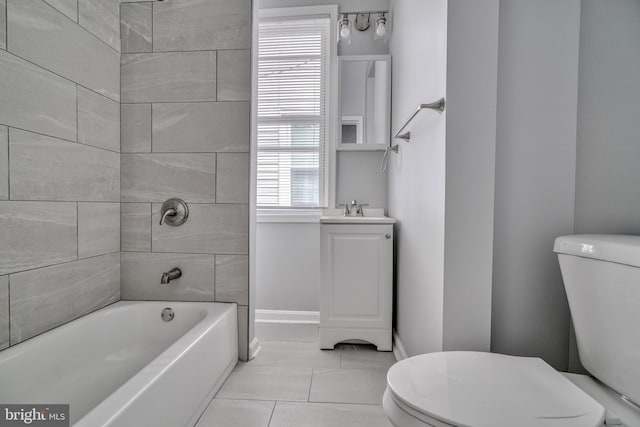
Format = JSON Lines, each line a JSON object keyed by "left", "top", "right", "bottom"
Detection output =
{"left": 8, "top": 0, "right": 120, "bottom": 101}
{"left": 121, "top": 51, "right": 217, "bottom": 103}
{"left": 0, "top": 0, "right": 6, "bottom": 50}
{"left": 120, "top": 3, "right": 151, "bottom": 54}
{"left": 42, "top": 0, "right": 77, "bottom": 22}
{"left": 0, "top": 50, "right": 77, "bottom": 141}
{"left": 121, "top": 153, "right": 215, "bottom": 203}
{"left": 121, "top": 103, "right": 151, "bottom": 153}
{"left": 0, "top": 0, "right": 120, "bottom": 348}
{"left": 0, "top": 127, "right": 7, "bottom": 200}
{"left": 10, "top": 253, "right": 120, "bottom": 343}
{"left": 78, "top": 0, "right": 120, "bottom": 52}
{"left": 10, "top": 129, "right": 120, "bottom": 201}
{"left": 78, "top": 86, "right": 120, "bottom": 152}
{"left": 0, "top": 276, "right": 9, "bottom": 350}
{"left": 120, "top": 0, "right": 251, "bottom": 360}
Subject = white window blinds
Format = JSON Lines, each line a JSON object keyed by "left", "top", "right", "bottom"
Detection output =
{"left": 257, "top": 16, "right": 331, "bottom": 208}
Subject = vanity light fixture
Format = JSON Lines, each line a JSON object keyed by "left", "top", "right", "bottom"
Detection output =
{"left": 338, "top": 10, "right": 390, "bottom": 44}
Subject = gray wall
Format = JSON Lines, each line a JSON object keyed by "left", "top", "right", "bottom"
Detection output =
{"left": 569, "top": 0, "right": 640, "bottom": 371}
{"left": 491, "top": 0, "right": 581, "bottom": 371}
{"left": 491, "top": 0, "right": 640, "bottom": 371}
{"left": 574, "top": 0, "right": 640, "bottom": 236}
{"left": 0, "top": 0, "right": 121, "bottom": 350}
{"left": 120, "top": 0, "right": 252, "bottom": 360}
{"left": 390, "top": 0, "right": 639, "bottom": 371}
{"left": 389, "top": 0, "right": 500, "bottom": 356}
{"left": 336, "top": 151, "right": 388, "bottom": 211}
{"left": 388, "top": 0, "right": 448, "bottom": 356}
{"left": 389, "top": 0, "right": 583, "bottom": 367}
{"left": 442, "top": 0, "right": 499, "bottom": 352}
{"left": 256, "top": 223, "right": 320, "bottom": 311}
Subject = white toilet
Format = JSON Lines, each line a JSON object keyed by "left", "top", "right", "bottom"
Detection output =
{"left": 384, "top": 235, "right": 640, "bottom": 427}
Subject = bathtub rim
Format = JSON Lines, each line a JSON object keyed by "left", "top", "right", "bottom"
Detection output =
{"left": 0, "top": 300, "right": 238, "bottom": 426}
{"left": 0, "top": 300, "right": 236, "bottom": 362}
{"left": 74, "top": 300, "right": 238, "bottom": 426}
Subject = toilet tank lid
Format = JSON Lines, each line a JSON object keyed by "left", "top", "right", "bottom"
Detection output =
{"left": 554, "top": 234, "right": 640, "bottom": 267}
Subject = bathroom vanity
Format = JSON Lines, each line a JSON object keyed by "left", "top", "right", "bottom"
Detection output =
{"left": 319, "top": 212, "right": 395, "bottom": 351}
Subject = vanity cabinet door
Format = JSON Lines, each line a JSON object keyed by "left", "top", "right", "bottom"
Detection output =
{"left": 320, "top": 224, "right": 393, "bottom": 330}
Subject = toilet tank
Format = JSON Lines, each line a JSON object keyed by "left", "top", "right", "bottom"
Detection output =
{"left": 554, "top": 234, "right": 640, "bottom": 406}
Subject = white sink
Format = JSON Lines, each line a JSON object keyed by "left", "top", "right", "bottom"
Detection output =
{"left": 320, "top": 208, "right": 396, "bottom": 224}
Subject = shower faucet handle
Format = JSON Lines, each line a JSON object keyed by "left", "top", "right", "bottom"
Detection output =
{"left": 159, "top": 198, "right": 189, "bottom": 226}
{"left": 159, "top": 208, "right": 177, "bottom": 225}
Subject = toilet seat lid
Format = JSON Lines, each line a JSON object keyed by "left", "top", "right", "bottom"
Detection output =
{"left": 386, "top": 352, "right": 605, "bottom": 427}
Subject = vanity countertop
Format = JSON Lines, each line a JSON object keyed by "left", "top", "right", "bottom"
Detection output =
{"left": 320, "top": 208, "right": 396, "bottom": 224}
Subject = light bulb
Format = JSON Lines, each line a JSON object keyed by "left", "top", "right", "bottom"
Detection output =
{"left": 339, "top": 15, "right": 350, "bottom": 40}
{"left": 375, "top": 21, "right": 386, "bottom": 37}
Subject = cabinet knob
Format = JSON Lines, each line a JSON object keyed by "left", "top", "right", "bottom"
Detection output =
{"left": 385, "top": 234, "right": 391, "bottom": 239}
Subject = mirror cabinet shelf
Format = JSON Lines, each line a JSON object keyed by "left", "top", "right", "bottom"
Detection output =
{"left": 337, "top": 54, "right": 391, "bottom": 151}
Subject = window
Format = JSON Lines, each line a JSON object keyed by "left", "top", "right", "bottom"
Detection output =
{"left": 257, "top": 13, "right": 332, "bottom": 209}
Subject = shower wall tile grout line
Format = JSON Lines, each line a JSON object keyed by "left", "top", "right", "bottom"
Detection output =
{"left": 1, "top": 48, "right": 119, "bottom": 103}
{"left": 1, "top": 122, "right": 116, "bottom": 150}
{"left": 38, "top": 0, "right": 121, "bottom": 55}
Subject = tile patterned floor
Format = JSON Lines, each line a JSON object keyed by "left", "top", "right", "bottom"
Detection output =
{"left": 196, "top": 324, "right": 396, "bottom": 427}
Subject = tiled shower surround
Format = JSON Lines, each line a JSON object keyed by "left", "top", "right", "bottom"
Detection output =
{"left": 0, "top": 0, "right": 121, "bottom": 350}
{"left": 0, "top": 0, "right": 251, "bottom": 360}
{"left": 120, "top": 0, "right": 251, "bottom": 359}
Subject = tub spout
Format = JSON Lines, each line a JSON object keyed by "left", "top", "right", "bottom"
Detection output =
{"left": 161, "top": 268, "right": 182, "bottom": 284}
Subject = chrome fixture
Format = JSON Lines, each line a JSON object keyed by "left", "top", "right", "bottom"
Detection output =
{"left": 161, "top": 268, "right": 182, "bottom": 284}
{"left": 339, "top": 10, "right": 389, "bottom": 43}
{"left": 393, "top": 98, "right": 446, "bottom": 142}
{"left": 351, "top": 200, "right": 368, "bottom": 216}
{"left": 338, "top": 200, "right": 369, "bottom": 217}
{"left": 159, "top": 198, "right": 189, "bottom": 226}
{"left": 354, "top": 13, "right": 370, "bottom": 31}
{"left": 380, "top": 144, "right": 399, "bottom": 173}
{"left": 161, "top": 307, "right": 174, "bottom": 322}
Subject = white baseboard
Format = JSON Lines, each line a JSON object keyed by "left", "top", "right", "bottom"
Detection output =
{"left": 393, "top": 329, "right": 408, "bottom": 361}
{"left": 249, "top": 336, "right": 262, "bottom": 360}
{"left": 255, "top": 309, "right": 320, "bottom": 324}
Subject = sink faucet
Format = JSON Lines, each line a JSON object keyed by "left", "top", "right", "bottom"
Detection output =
{"left": 338, "top": 202, "right": 351, "bottom": 216}
{"left": 161, "top": 268, "right": 182, "bottom": 284}
{"left": 339, "top": 200, "right": 369, "bottom": 217}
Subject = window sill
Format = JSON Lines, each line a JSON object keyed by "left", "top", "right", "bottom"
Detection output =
{"left": 256, "top": 209, "right": 322, "bottom": 224}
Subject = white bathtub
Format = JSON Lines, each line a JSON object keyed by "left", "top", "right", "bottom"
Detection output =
{"left": 0, "top": 301, "right": 238, "bottom": 426}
